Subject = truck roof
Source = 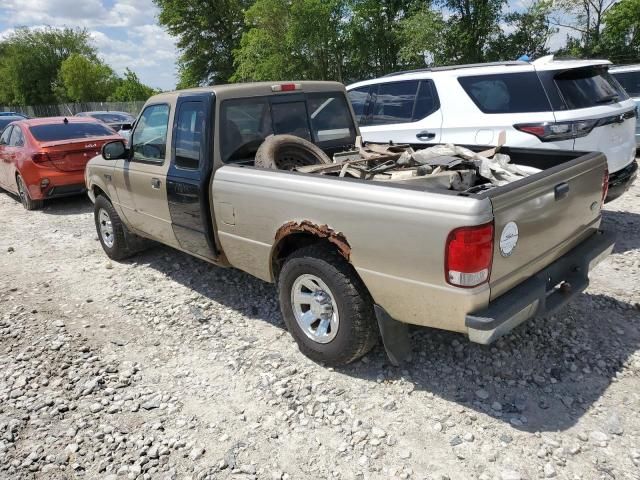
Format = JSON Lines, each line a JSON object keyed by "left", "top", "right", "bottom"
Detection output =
{"left": 149, "top": 81, "right": 347, "bottom": 104}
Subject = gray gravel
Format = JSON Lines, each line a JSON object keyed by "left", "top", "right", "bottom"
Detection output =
{"left": 0, "top": 174, "right": 639, "bottom": 480}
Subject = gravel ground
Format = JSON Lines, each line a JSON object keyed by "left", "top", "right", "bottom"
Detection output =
{"left": 0, "top": 176, "right": 639, "bottom": 480}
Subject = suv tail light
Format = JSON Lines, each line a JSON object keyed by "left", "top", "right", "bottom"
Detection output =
{"left": 445, "top": 222, "right": 494, "bottom": 288}
{"left": 31, "top": 152, "right": 51, "bottom": 164}
{"left": 602, "top": 168, "right": 609, "bottom": 204}
{"left": 514, "top": 119, "right": 597, "bottom": 142}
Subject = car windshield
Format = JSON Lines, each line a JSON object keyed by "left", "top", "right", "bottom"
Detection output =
{"left": 220, "top": 92, "right": 356, "bottom": 163}
{"left": 611, "top": 70, "right": 640, "bottom": 97}
{"left": 29, "top": 122, "right": 115, "bottom": 142}
{"left": 90, "top": 113, "right": 134, "bottom": 123}
{"left": 554, "top": 66, "right": 629, "bottom": 109}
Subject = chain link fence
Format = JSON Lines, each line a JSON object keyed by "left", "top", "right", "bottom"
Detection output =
{"left": 0, "top": 101, "right": 146, "bottom": 118}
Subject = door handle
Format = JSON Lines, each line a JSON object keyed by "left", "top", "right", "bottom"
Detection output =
{"left": 416, "top": 131, "right": 436, "bottom": 141}
{"left": 151, "top": 178, "right": 161, "bottom": 189}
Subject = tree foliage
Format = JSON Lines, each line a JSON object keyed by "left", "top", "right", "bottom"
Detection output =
{"left": 108, "top": 69, "right": 159, "bottom": 102}
{"left": 56, "top": 54, "right": 118, "bottom": 102}
{"left": 599, "top": 0, "right": 640, "bottom": 63}
{"left": 154, "top": 0, "right": 252, "bottom": 87}
{"left": 0, "top": 27, "right": 97, "bottom": 105}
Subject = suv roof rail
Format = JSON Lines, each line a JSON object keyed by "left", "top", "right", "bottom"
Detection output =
{"left": 381, "top": 61, "right": 529, "bottom": 77}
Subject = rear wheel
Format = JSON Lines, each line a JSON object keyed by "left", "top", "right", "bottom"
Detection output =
{"left": 278, "top": 244, "right": 379, "bottom": 366}
{"left": 16, "top": 174, "right": 43, "bottom": 210}
{"left": 94, "top": 195, "right": 135, "bottom": 260}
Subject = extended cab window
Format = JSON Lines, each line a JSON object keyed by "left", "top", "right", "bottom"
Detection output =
{"left": 554, "top": 67, "right": 630, "bottom": 109}
{"left": 132, "top": 104, "right": 170, "bottom": 163}
{"left": 458, "top": 72, "right": 552, "bottom": 113}
{"left": 175, "top": 101, "right": 205, "bottom": 170}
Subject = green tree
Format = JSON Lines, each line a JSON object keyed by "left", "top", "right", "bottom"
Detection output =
{"left": 108, "top": 69, "right": 158, "bottom": 102}
{"left": 154, "top": 0, "right": 253, "bottom": 87}
{"left": 0, "top": 27, "right": 97, "bottom": 105}
{"left": 233, "top": 0, "right": 348, "bottom": 82}
{"left": 438, "top": 0, "right": 506, "bottom": 63}
{"left": 599, "top": 0, "right": 640, "bottom": 63}
{"left": 487, "top": 0, "right": 556, "bottom": 61}
{"left": 56, "top": 54, "right": 118, "bottom": 102}
{"left": 398, "top": 7, "right": 448, "bottom": 68}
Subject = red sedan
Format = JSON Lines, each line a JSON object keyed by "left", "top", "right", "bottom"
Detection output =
{"left": 0, "top": 117, "right": 122, "bottom": 210}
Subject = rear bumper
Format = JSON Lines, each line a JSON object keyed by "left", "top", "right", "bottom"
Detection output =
{"left": 25, "top": 170, "right": 86, "bottom": 200}
{"left": 466, "top": 229, "right": 615, "bottom": 345}
{"left": 606, "top": 160, "right": 638, "bottom": 202}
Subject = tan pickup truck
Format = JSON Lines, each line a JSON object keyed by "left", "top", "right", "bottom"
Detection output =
{"left": 85, "top": 81, "right": 615, "bottom": 366}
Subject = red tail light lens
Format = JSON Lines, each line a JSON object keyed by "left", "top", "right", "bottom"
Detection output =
{"left": 514, "top": 120, "right": 597, "bottom": 142}
{"left": 445, "top": 222, "right": 494, "bottom": 288}
{"left": 31, "top": 152, "right": 51, "bottom": 164}
{"left": 602, "top": 168, "right": 609, "bottom": 204}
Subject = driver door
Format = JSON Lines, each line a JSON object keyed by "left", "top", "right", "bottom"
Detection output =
{"left": 114, "top": 103, "right": 178, "bottom": 246}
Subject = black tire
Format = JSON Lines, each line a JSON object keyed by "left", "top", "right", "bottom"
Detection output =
{"left": 278, "top": 244, "right": 379, "bottom": 366}
{"left": 255, "top": 134, "right": 331, "bottom": 170}
{"left": 16, "top": 174, "right": 43, "bottom": 210}
{"left": 94, "top": 195, "right": 135, "bottom": 261}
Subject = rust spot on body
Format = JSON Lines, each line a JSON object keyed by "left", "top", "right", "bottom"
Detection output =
{"left": 275, "top": 221, "right": 351, "bottom": 260}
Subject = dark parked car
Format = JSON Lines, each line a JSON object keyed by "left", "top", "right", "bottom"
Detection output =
{"left": 0, "top": 116, "right": 27, "bottom": 132}
{"left": 75, "top": 111, "right": 135, "bottom": 132}
{"left": 0, "top": 112, "right": 29, "bottom": 118}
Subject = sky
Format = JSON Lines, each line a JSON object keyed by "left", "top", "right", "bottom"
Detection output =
{"left": 0, "top": 0, "right": 179, "bottom": 91}
{"left": 0, "top": 0, "right": 575, "bottom": 93}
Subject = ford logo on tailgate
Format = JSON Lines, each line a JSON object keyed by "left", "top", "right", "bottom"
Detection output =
{"left": 500, "top": 222, "right": 519, "bottom": 257}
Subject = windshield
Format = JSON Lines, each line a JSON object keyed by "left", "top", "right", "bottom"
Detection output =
{"left": 611, "top": 70, "right": 640, "bottom": 98}
{"left": 90, "top": 113, "right": 134, "bottom": 123}
{"left": 554, "top": 67, "right": 629, "bottom": 109}
{"left": 29, "top": 122, "right": 116, "bottom": 142}
{"left": 220, "top": 92, "right": 356, "bottom": 163}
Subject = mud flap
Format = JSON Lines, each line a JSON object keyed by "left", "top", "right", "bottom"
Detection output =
{"left": 374, "top": 305, "right": 412, "bottom": 366}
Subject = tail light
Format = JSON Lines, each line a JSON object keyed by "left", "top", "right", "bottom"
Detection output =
{"left": 445, "top": 222, "right": 494, "bottom": 288}
{"left": 31, "top": 152, "right": 51, "bottom": 164}
{"left": 514, "top": 119, "right": 597, "bottom": 142}
{"left": 602, "top": 168, "right": 609, "bottom": 204}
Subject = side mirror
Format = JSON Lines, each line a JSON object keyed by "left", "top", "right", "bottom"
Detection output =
{"left": 0, "top": 139, "right": 6, "bottom": 146}
{"left": 120, "top": 123, "right": 133, "bottom": 131}
{"left": 102, "top": 140, "right": 127, "bottom": 160}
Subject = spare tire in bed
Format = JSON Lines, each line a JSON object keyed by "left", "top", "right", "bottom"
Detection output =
{"left": 255, "top": 134, "right": 332, "bottom": 170}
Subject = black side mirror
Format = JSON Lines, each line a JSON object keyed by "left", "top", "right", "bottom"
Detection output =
{"left": 120, "top": 123, "right": 133, "bottom": 131}
{"left": 102, "top": 140, "right": 127, "bottom": 160}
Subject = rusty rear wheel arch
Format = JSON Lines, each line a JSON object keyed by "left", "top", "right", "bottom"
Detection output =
{"left": 271, "top": 221, "right": 352, "bottom": 281}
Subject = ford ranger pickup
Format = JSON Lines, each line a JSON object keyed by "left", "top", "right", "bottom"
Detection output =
{"left": 85, "top": 81, "right": 615, "bottom": 366}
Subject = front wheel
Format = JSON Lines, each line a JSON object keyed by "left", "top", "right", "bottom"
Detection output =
{"left": 94, "top": 195, "right": 134, "bottom": 260}
{"left": 278, "top": 244, "right": 379, "bottom": 366}
{"left": 16, "top": 175, "right": 43, "bottom": 210}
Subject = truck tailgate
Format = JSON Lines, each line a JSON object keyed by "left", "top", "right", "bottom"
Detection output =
{"left": 487, "top": 152, "right": 606, "bottom": 301}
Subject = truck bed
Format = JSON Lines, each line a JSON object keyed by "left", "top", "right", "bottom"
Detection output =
{"left": 212, "top": 146, "right": 607, "bottom": 333}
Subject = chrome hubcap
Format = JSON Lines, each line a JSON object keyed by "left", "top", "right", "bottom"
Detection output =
{"left": 291, "top": 274, "right": 339, "bottom": 343}
{"left": 98, "top": 208, "right": 115, "bottom": 248}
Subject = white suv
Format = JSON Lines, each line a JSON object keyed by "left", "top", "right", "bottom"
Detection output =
{"left": 610, "top": 64, "right": 640, "bottom": 147}
{"left": 347, "top": 56, "right": 638, "bottom": 201}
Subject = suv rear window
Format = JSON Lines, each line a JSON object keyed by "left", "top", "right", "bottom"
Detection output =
{"left": 554, "top": 67, "right": 629, "bottom": 109}
{"left": 30, "top": 122, "right": 115, "bottom": 142}
{"left": 458, "top": 72, "right": 552, "bottom": 113}
{"left": 610, "top": 70, "right": 640, "bottom": 97}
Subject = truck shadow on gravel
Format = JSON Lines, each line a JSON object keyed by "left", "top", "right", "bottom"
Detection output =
{"left": 601, "top": 209, "right": 640, "bottom": 253}
{"left": 131, "top": 246, "right": 639, "bottom": 434}
{"left": 41, "top": 195, "right": 93, "bottom": 215}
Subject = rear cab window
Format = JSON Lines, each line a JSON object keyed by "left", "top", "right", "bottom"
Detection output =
{"left": 29, "top": 122, "right": 116, "bottom": 142}
{"left": 458, "top": 72, "right": 552, "bottom": 113}
{"left": 553, "top": 66, "right": 629, "bottom": 109}
{"left": 220, "top": 92, "right": 356, "bottom": 163}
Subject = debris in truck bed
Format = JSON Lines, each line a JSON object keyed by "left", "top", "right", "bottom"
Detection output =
{"left": 291, "top": 136, "right": 541, "bottom": 192}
